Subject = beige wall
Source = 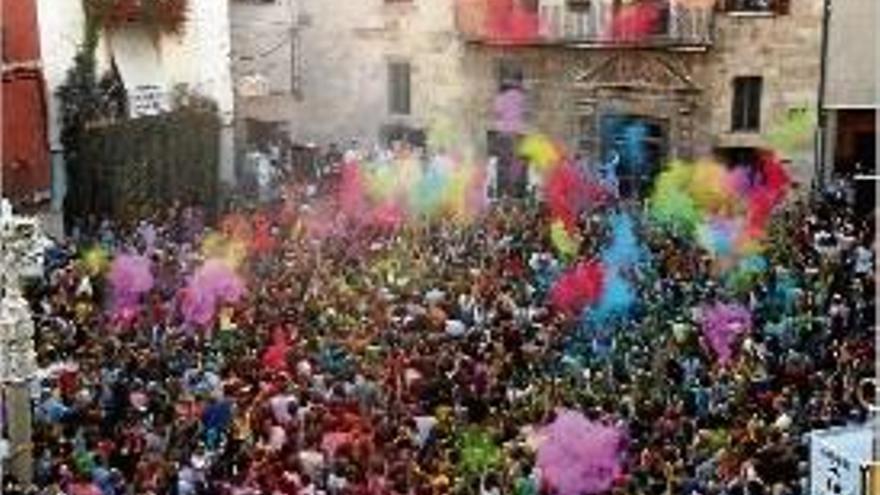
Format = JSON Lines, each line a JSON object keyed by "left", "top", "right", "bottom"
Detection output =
{"left": 825, "top": 0, "right": 878, "bottom": 108}
{"left": 287, "top": 0, "right": 825, "bottom": 186}
{"left": 289, "top": 0, "right": 471, "bottom": 148}
{"left": 230, "top": 0, "right": 299, "bottom": 125}
{"left": 695, "top": 0, "right": 824, "bottom": 183}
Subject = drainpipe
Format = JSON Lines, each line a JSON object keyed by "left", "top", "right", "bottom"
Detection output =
{"left": 815, "top": 0, "right": 831, "bottom": 191}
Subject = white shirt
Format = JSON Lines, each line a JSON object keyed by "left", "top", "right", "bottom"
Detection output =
{"left": 270, "top": 394, "right": 296, "bottom": 424}
{"left": 414, "top": 415, "right": 437, "bottom": 448}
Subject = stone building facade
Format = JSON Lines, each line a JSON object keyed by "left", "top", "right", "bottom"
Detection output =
{"left": 286, "top": 0, "right": 824, "bottom": 191}
{"left": 287, "top": 0, "right": 471, "bottom": 149}
{"left": 702, "top": 0, "right": 823, "bottom": 183}
{"left": 821, "top": 0, "right": 876, "bottom": 184}
{"left": 458, "top": 0, "right": 824, "bottom": 192}
{"left": 36, "top": 0, "right": 237, "bottom": 190}
{"left": 230, "top": 0, "right": 301, "bottom": 149}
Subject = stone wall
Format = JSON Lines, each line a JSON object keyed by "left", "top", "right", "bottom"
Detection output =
{"left": 460, "top": 46, "right": 708, "bottom": 163}
{"left": 285, "top": 0, "right": 823, "bottom": 188}
{"left": 230, "top": 0, "right": 300, "bottom": 126}
{"left": 36, "top": 0, "right": 237, "bottom": 189}
{"left": 825, "top": 0, "right": 877, "bottom": 108}
{"left": 458, "top": 0, "right": 823, "bottom": 185}
{"left": 289, "top": 0, "right": 471, "bottom": 148}
{"left": 699, "top": 0, "right": 824, "bottom": 183}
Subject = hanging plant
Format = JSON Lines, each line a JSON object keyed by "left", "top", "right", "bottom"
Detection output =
{"left": 84, "top": 0, "right": 188, "bottom": 36}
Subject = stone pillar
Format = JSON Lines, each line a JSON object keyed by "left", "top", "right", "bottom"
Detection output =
{"left": 4, "top": 386, "right": 32, "bottom": 484}
{"left": 0, "top": 199, "right": 43, "bottom": 486}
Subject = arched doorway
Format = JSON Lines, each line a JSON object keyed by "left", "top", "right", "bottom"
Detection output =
{"left": 569, "top": 51, "right": 701, "bottom": 198}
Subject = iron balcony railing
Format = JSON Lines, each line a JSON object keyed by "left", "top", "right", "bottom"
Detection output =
{"left": 456, "top": 0, "right": 715, "bottom": 49}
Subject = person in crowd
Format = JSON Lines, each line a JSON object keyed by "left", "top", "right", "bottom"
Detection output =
{"left": 23, "top": 143, "right": 874, "bottom": 495}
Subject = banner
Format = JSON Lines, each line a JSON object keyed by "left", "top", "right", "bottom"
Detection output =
{"left": 810, "top": 424, "right": 873, "bottom": 495}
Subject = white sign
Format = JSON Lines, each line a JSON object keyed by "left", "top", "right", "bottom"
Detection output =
{"left": 810, "top": 425, "right": 872, "bottom": 495}
{"left": 130, "top": 84, "right": 168, "bottom": 118}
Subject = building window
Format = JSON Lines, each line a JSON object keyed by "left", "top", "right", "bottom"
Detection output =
{"left": 720, "top": 0, "right": 789, "bottom": 14}
{"left": 731, "top": 76, "right": 762, "bottom": 132}
{"left": 388, "top": 61, "right": 411, "bottom": 115}
{"left": 497, "top": 59, "right": 524, "bottom": 91}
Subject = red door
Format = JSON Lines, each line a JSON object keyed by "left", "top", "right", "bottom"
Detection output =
{"left": 2, "top": 0, "right": 50, "bottom": 203}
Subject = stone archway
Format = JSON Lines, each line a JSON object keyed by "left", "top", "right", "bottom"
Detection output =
{"left": 567, "top": 51, "right": 702, "bottom": 185}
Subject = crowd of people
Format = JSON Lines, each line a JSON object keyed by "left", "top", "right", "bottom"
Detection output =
{"left": 9, "top": 147, "right": 876, "bottom": 495}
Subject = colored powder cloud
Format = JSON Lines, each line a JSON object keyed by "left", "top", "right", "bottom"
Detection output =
{"left": 550, "top": 260, "right": 605, "bottom": 315}
{"left": 697, "top": 216, "right": 739, "bottom": 257}
{"left": 767, "top": 108, "right": 816, "bottom": 155}
{"left": 545, "top": 163, "right": 610, "bottom": 230}
{"left": 536, "top": 409, "right": 625, "bottom": 495}
{"left": 686, "top": 160, "right": 737, "bottom": 215}
{"left": 741, "top": 153, "right": 790, "bottom": 244}
{"left": 648, "top": 160, "right": 704, "bottom": 235}
{"left": 108, "top": 254, "right": 154, "bottom": 314}
{"left": 518, "top": 134, "right": 563, "bottom": 173}
{"left": 331, "top": 151, "right": 488, "bottom": 230}
{"left": 550, "top": 219, "right": 580, "bottom": 261}
{"left": 585, "top": 269, "right": 637, "bottom": 326}
{"left": 601, "top": 213, "right": 642, "bottom": 268}
{"left": 80, "top": 245, "right": 109, "bottom": 276}
{"left": 182, "top": 259, "right": 246, "bottom": 327}
{"left": 494, "top": 88, "right": 527, "bottom": 134}
{"left": 201, "top": 232, "right": 248, "bottom": 270}
{"left": 699, "top": 301, "right": 752, "bottom": 365}
{"left": 608, "top": 1, "right": 662, "bottom": 42}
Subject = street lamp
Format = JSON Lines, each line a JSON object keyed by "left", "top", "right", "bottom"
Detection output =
{"left": 0, "top": 198, "right": 45, "bottom": 486}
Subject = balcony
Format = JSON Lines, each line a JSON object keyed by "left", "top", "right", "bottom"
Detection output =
{"left": 456, "top": 0, "right": 714, "bottom": 49}
{"left": 84, "top": 0, "right": 189, "bottom": 34}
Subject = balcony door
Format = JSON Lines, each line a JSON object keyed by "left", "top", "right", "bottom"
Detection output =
{"left": 599, "top": 114, "right": 666, "bottom": 198}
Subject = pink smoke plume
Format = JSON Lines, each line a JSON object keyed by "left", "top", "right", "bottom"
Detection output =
{"left": 339, "top": 161, "right": 367, "bottom": 217}
{"left": 545, "top": 163, "right": 609, "bottom": 231}
{"left": 700, "top": 301, "right": 752, "bottom": 364}
{"left": 182, "top": 260, "right": 246, "bottom": 327}
{"left": 550, "top": 260, "right": 605, "bottom": 314}
{"left": 108, "top": 254, "right": 154, "bottom": 315}
{"left": 742, "top": 153, "right": 791, "bottom": 242}
{"left": 370, "top": 201, "right": 405, "bottom": 230}
{"left": 537, "top": 409, "right": 625, "bottom": 495}
{"left": 494, "top": 88, "right": 526, "bottom": 134}
{"left": 484, "top": 0, "right": 540, "bottom": 42}
{"left": 608, "top": 2, "right": 662, "bottom": 42}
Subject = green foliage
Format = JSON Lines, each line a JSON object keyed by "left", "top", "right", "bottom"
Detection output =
{"left": 84, "top": 0, "right": 188, "bottom": 37}
{"left": 58, "top": 1, "right": 217, "bottom": 228}
{"left": 66, "top": 107, "right": 221, "bottom": 224}
{"left": 457, "top": 427, "right": 502, "bottom": 477}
